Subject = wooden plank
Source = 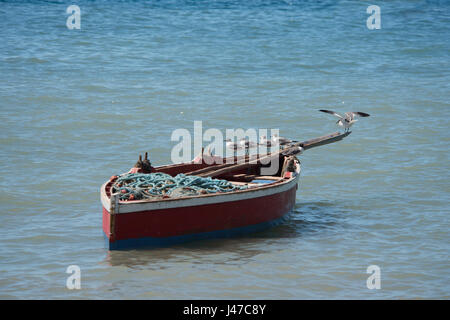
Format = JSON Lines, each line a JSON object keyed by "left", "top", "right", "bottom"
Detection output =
{"left": 185, "top": 163, "right": 230, "bottom": 175}
{"left": 223, "top": 174, "right": 257, "bottom": 182}
{"left": 185, "top": 154, "right": 258, "bottom": 176}
{"left": 198, "top": 163, "right": 260, "bottom": 178}
{"left": 299, "top": 131, "right": 350, "bottom": 150}
{"left": 254, "top": 176, "right": 284, "bottom": 181}
{"left": 204, "top": 154, "right": 279, "bottom": 178}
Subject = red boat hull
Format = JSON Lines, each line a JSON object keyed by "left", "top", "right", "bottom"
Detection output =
{"left": 101, "top": 154, "right": 301, "bottom": 250}
{"left": 102, "top": 183, "right": 298, "bottom": 250}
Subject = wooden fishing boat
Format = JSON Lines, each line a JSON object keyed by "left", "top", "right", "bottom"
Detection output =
{"left": 100, "top": 131, "right": 350, "bottom": 250}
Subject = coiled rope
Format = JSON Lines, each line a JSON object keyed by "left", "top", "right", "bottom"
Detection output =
{"left": 111, "top": 172, "right": 247, "bottom": 201}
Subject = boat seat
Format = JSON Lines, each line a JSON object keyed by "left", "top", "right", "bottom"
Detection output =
{"left": 230, "top": 177, "right": 281, "bottom": 188}
{"left": 251, "top": 179, "right": 276, "bottom": 184}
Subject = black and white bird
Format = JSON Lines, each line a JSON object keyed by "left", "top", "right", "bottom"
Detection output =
{"left": 258, "top": 136, "right": 273, "bottom": 147}
{"left": 271, "top": 134, "right": 296, "bottom": 146}
{"left": 224, "top": 139, "right": 243, "bottom": 151}
{"left": 239, "top": 138, "right": 258, "bottom": 150}
{"left": 239, "top": 138, "right": 258, "bottom": 156}
{"left": 282, "top": 146, "right": 304, "bottom": 156}
{"left": 319, "top": 109, "right": 370, "bottom": 132}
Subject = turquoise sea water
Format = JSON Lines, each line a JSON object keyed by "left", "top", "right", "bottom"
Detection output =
{"left": 0, "top": 0, "right": 449, "bottom": 299}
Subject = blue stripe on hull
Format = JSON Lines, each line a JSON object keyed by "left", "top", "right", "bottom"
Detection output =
{"left": 105, "top": 211, "right": 292, "bottom": 250}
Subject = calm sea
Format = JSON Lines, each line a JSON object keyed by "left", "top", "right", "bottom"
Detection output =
{"left": 0, "top": 0, "right": 449, "bottom": 299}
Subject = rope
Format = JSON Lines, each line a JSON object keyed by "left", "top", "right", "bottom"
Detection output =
{"left": 111, "top": 172, "right": 247, "bottom": 201}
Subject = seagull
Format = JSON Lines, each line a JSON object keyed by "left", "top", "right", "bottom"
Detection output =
{"left": 319, "top": 109, "right": 370, "bottom": 132}
{"left": 258, "top": 136, "right": 273, "bottom": 147}
{"left": 271, "top": 134, "right": 296, "bottom": 146}
{"left": 239, "top": 138, "right": 258, "bottom": 149}
{"left": 224, "top": 138, "right": 243, "bottom": 151}
{"left": 239, "top": 138, "right": 258, "bottom": 156}
{"left": 202, "top": 146, "right": 223, "bottom": 165}
{"left": 282, "top": 146, "right": 304, "bottom": 156}
{"left": 225, "top": 138, "right": 243, "bottom": 160}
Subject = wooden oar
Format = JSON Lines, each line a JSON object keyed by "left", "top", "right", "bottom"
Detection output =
{"left": 185, "top": 154, "right": 258, "bottom": 176}
{"left": 200, "top": 152, "right": 279, "bottom": 178}
{"left": 185, "top": 163, "right": 231, "bottom": 176}
{"left": 298, "top": 131, "right": 351, "bottom": 150}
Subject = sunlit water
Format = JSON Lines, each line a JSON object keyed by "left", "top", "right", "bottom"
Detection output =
{"left": 0, "top": 0, "right": 449, "bottom": 299}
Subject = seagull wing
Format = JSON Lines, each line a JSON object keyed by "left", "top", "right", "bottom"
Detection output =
{"left": 319, "top": 109, "right": 343, "bottom": 119}
{"left": 353, "top": 111, "right": 370, "bottom": 117}
{"left": 346, "top": 112, "right": 370, "bottom": 120}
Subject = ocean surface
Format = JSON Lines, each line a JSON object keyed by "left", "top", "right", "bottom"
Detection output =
{"left": 0, "top": 0, "right": 449, "bottom": 299}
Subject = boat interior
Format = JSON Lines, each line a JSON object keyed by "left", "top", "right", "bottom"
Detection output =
{"left": 153, "top": 154, "right": 299, "bottom": 188}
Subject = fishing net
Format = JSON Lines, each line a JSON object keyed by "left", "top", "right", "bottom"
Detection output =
{"left": 110, "top": 172, "right": 247, "bottom": 201}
